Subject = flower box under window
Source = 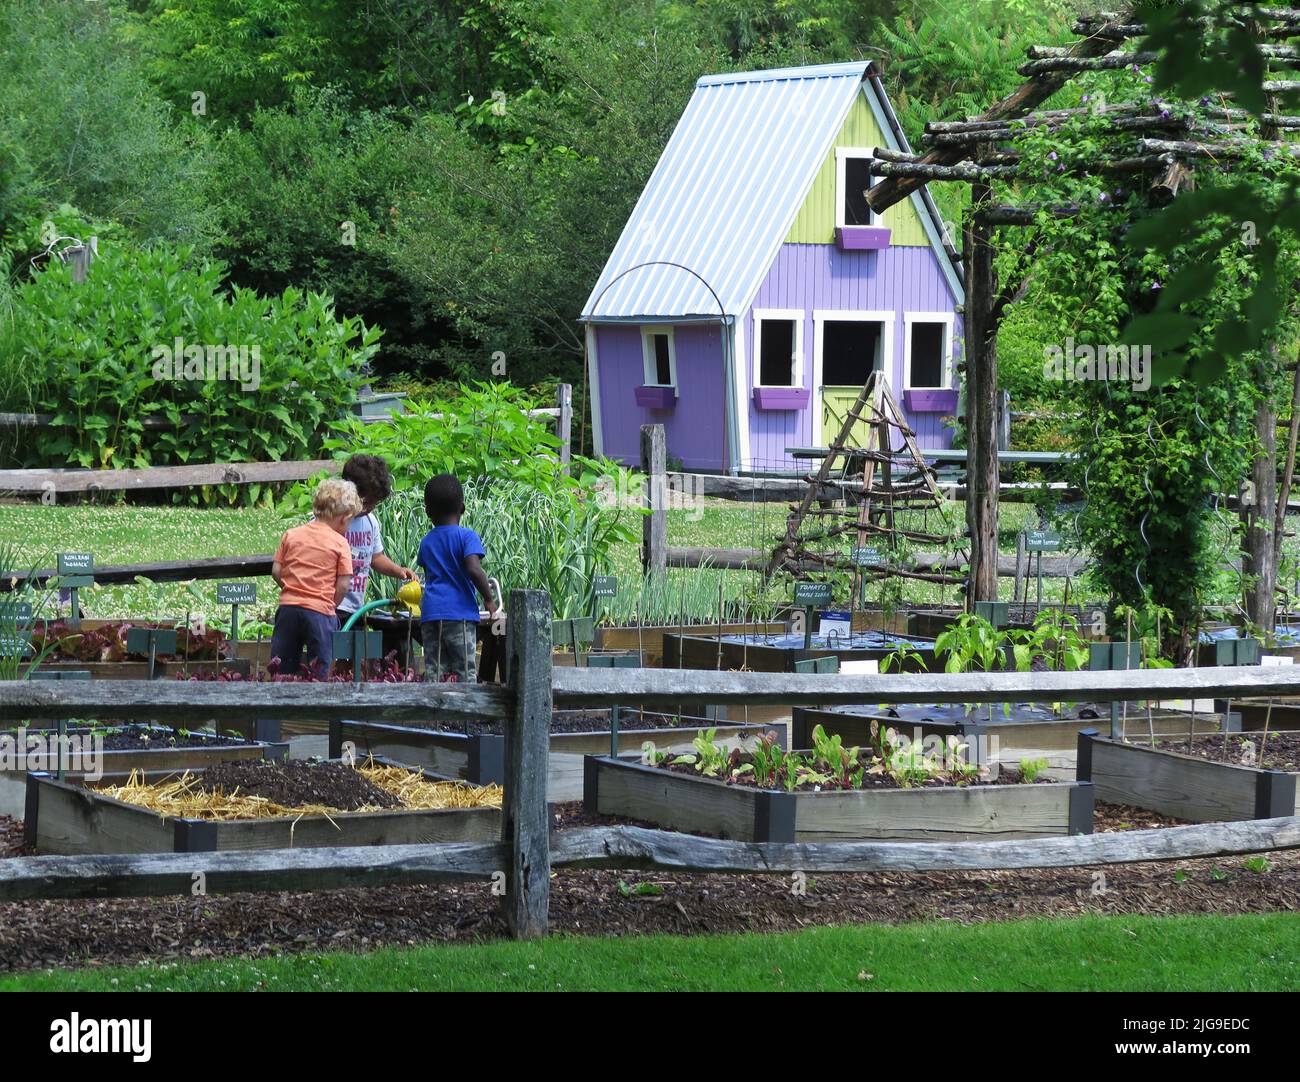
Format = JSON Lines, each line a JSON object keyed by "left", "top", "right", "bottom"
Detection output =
{"left": 635, "top": 385, "right": 676, "bottom": 409}
{"left": 835, "top": 226, "right": 890, "bottom": 251}
{"left": 752, "top": 387, "right": 809, "bottom": 410}
{"left": 903, "top": 388, "right": 958, "bottom": 413}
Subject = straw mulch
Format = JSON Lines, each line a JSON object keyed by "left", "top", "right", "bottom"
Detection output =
{"left": 97, "top": 760, "right": 503, "bottom": 821}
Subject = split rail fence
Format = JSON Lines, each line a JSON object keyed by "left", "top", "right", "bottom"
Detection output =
{"left": 3, "top": 590, "right": 1300, "bottom": 938}
{"left": 0, "top": 385, "right": 573, "bottom": 497}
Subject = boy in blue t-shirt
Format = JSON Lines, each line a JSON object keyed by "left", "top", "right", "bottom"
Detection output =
{"left": 417, "top": 473, "right": 497, "bottom": 682}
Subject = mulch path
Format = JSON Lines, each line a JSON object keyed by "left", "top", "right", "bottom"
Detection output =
{"left": 2, "top": 801, "right": 1298, "bottom": 973}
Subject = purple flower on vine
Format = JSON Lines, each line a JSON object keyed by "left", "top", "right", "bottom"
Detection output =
{"left": 1048, "top": 151, "right": 1058, "bottom": 161}
{"left": 1151, "top": 280, "right": 1162, "bottom": 291}
{"left": 1099, "top": 192, "right": 1110, "bottom": 202}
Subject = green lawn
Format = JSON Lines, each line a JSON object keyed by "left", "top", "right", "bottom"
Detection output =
{"left": 0, "top": 498, "right": 1069, "bottom": 623}
{"left": 0, "top": 502, "right": 292, "bottom": 623}
{"left": 3, "top": 913, "right": 1298, "bottom": 992}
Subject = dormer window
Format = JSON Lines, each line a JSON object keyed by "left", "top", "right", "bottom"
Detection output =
{"left": 836, "top": 149, "right": 877, "bottom": 228}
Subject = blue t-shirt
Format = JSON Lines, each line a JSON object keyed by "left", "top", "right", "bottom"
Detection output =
{"left": 417, "top": 525, "right": 485, "bottom": 622}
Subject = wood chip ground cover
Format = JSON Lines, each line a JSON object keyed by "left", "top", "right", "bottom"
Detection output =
{"left": 3, "top": 803, "right": 1299, "bottom": 973}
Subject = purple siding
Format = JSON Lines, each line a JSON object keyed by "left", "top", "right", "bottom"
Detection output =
{"left": 744, "top": 243, "right": 961, "bottom": 469}
{"left": 594, "top": 323, "right": 728, "bottom": 471}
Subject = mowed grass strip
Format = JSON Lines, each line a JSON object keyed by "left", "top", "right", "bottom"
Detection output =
{"left": 3, "top": 913, "right": 1297, "bottom": 992}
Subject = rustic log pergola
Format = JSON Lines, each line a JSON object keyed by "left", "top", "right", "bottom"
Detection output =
{"left": 865, "top": 5, "right": 1300, "bottom": 627}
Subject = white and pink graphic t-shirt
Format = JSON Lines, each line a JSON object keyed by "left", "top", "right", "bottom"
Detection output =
{"left": 337, "top": 512, "right": 384, "bottom": 614}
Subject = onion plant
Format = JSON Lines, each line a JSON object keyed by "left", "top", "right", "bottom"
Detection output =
{"left": 0, "top": 541, "right": 58, "bottom": 679}
{"left": 373, "top": 479, "right": 637, "bottom": 619}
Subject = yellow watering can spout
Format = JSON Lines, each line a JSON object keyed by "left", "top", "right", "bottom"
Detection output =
{"left": 396, "top": 579, "right": 423, "bottom": 617}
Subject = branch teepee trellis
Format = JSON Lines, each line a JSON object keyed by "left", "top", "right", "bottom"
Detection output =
{"left": 766, "top": 371, "right": 967, "bottom": 592}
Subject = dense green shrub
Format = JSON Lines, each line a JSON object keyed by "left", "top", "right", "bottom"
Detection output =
{"left": 0, "top": 238, "right": 378, "bottom": 491}
{"left": 206, "top": 89, "right": 440, "bottom": 377}
{"left": 318, "top": 381, "right": 612, "bottom": 495}
{"left": 0, "top": 0, "right": 216, "bottom": 250}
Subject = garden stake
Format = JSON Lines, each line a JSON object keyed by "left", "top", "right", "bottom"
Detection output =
{"left": 254, "top": 629, "right": 263, "bottom": 682}
{"left": 1260, "top": 700, "right": 1274, "bottom": 768}
{"left": 183, "top": 608, "right": 191, "bottom": 679}
{"left": 716, "top": 579, "right": 724, "bottom": 670}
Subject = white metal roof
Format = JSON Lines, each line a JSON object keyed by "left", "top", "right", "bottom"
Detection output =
{"left": 581, "top": 62, "right": 871, "bottom": 322}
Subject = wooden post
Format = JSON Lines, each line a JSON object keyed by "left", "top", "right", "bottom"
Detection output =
{"left": 641, "top": 425, "right": 667, "bottom": 575}
{"left": 1244, "top": 385, "right": 1278, "bottom": 634}
{"left": 501, "top": 589, "right": 552, "bottom": 939}
{"left": 556, "top": 383, "right": 573, "bottom": 469}
{"left": 963, "top": 181, "right": 1000, "bottom": 604}
{"left": 66, "top": 236, "right": 97, "bottom": 284}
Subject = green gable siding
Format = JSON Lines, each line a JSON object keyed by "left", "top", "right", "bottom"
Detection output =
{"left": 785, "top": 91, "right": 929, "bottom": 246}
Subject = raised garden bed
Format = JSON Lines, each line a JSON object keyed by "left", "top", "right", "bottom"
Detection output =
{"left": 793, "top": 703, "right": 1231, "bottom": 779}
{"left": 584, "top": 753, "right": 1092, "bottom": 842}
{"left": 906, "top": 606, "right": 1109, "bottom": 642}
{"left": 330, "top": 710, "right": 784, "bottom": 802}
{"left": 24, "top": 758, "right": 500, "bottom": 855}
{"left": 1078, "top": 729, "right": 1300, "bottom": 823}
{"left": 34, "top": 658, "right": 253, "bottom": 681}
{"left": 662, "top": 631, "right": 936, "bottom": 674}
{"left": 1216, "top": 699, "right": 1300, "bottom": 731}
{"left": 0, "top": 724, "right": 286, "bottom": 818}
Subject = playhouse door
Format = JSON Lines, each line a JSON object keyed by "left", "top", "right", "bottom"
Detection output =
{"left": 819, "top": 318, "right": 886, "bottom": 447}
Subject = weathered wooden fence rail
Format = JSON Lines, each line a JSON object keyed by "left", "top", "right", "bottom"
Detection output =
{"left": 0, "top": 459, "right": 337, "bottom": 495}
{"left": 4, "top": 816, "right": 1298, "bottom": 901}
{"left": 4, "top": 602, "right": 1300, "bottom": 938}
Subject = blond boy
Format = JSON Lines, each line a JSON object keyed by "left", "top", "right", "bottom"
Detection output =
{"left": 270, "top": 478, "right": 361, "bottom": 676}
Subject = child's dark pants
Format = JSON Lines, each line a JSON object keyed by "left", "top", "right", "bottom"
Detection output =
{"left": 271, "top": 605, "right": 338, "bottom": 677}
{"left": 421, "top": 620, "right": 478, "bottom": 683}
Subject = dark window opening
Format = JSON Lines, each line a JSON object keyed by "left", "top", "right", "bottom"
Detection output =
{"left": 909, "top": 322, "right": 947, "bottom": 387}
{"left": 651, "top": 333, "right": 672, "bottom": 385}
{"left": 843, "top": 156, "right": 874, "bottom": 226}
{"left": 821, "top": 320, "right": 882, "bottom": 385}
{"left": 758, "top": 319, "right": 796, "bottom": 386}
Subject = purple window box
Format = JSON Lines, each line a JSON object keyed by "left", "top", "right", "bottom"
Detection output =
{"left": 835, "top": 226, "right": 891, "bottom": 251}
{"left": 635, "top": 385, "right": 676, "bottom": 409}
{"left": 752, "top": 387, "right": 809, "bottom": 410}
{"left": 904, "top": 388, "right": 958, "bottom": 413}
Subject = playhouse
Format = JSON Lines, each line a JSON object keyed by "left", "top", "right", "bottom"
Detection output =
{"left": 581, "top": 61, "right": 964, "bottom": 474}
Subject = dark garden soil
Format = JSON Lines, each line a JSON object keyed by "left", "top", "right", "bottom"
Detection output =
{"left": 4, "top": 725, "right": 246, "bottom": 752}
{"left": 1154, "top": 731, "right": 1300, "bottom": 773}
{"left": 197, "top": 760, "right": 402, "bottom": 811}
{"left": 455, "top": 710, "right": 725, "bottom": 736}
{"left": 4, "top": 801, "right": 1300, "bottom": 973}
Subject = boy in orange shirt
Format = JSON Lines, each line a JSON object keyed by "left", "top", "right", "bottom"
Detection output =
{"left": 270, "top": 478, "right": 360, "bottom": 676}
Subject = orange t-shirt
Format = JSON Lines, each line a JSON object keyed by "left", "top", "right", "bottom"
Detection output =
{"left": 273, "top": 520, "right": 354, "bottom": 617}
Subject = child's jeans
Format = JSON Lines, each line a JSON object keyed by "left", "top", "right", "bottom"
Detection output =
{"left": 270, "top": 605, "right": 338, "bottom": 677}
{"left": 422, "top": 620, "right": 478, "bottom": 683}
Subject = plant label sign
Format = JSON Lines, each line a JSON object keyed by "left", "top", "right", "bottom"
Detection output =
{"left": 217, "top": 582, "right": 257, "bottom": 605}
{"left": 851, "top": 546, "right": 884, "bottom": 567}
{"left": 592, "top": 575, "right": 618, "bottom": 599}
{"left": 1025, "top": 530, "right": 1061, "bottom": 552}
{"left": 793, "top": 582, "right": 833, "bottom": 608}
{"left": 0, "top": 630, "right": 33, "bottom": 657}
{"left": 57, "top": 552, "right": 94, "bottom": 575}
{"left": 0, "top": 601, "right": 32, "bottom": 627}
